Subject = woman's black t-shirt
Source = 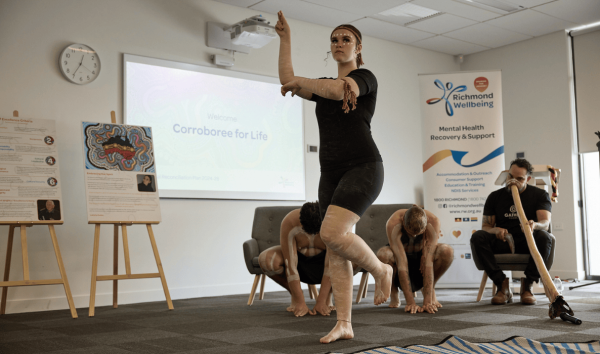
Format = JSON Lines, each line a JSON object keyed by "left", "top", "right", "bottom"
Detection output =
{"left": 483, "top": 186, "right": 552, "bottom": 237}
{"left": 308, "top": 68, "right": 382, "bottom": 172}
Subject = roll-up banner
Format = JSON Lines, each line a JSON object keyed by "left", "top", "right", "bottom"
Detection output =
{"left": 419, "top": 71, "right": 504, "bottom": 286}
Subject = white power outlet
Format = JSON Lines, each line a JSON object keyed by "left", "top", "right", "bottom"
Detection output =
{"left": 553, "top": 223, "right": 564, "bottom": 231}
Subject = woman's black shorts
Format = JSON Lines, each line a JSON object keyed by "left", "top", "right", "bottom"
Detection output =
{"left": 318, "top": 161, "right": 384, "bottom": 219}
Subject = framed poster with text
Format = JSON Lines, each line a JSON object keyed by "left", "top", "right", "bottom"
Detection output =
{"left": 0, "top": 117, "right": 63, "bottom": 223}
{"left": 81, "top": 122, "right": 161, "bottom": 223}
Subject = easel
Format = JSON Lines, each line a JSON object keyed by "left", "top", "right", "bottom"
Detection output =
{"left": 88, "top": 112, "right": 173, "bottom": 316}
{"left": 0, "top": 110, "right": 77, "bottom": 319}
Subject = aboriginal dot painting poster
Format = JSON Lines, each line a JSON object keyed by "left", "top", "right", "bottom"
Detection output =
{"left": 81, "top": 122, "right": 161, "bottom": 223}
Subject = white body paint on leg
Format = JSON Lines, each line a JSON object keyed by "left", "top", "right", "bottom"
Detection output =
{"left": 286, "top": 227, "right": 302, "bottom": 283}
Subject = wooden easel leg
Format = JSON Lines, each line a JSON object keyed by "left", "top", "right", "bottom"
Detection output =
{"left": 121, "top": 225, "right": 131, "bottom": 275}
{"left": 362, "top": 273, "right": 368, "bottom": 298}
{"left": 113, "top": 225, "right": 118, "bottom": 308}
{"left": 1, "top": 226, "right": 15, "bottom": 315}
{"left": 48, "top": 226, "right": 77, "bottom": 319}
{"left": 248, "top": 274, "right": 260, "bottom": 306}
{"left": 258, "top": 274, "right": 266, "bottom": 300}
{"left": 20, "top": 226, "right": 29, "bottom": 281}
{"left": 146, "top": 225, "right": 173, "bottom": 310}
{"left": 89, "top": 224, "right": 101, "bottom": 317}
{"left": 477, "top": 272, "right": 488, "bottom": 302}
{"left": 308, "top": 284, "right": 314, "bottom": 299}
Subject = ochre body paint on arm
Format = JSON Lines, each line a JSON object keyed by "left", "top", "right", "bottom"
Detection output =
{"left": 275, "top": 11, "right": 313, "bottom": 100}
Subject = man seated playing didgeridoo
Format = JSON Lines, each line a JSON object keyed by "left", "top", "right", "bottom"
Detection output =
{"left": 258, "top": 201, "right": 357, "bottom": 317}
{"left": 377, "top": 205, "right": 453, "bottom": 314}
{"left": 470, "top": 158, "right": 552, "bottom": 305}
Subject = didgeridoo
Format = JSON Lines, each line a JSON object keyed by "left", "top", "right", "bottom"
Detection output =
{"left": 510, "top": 185, "right": 578, "bottom": 322}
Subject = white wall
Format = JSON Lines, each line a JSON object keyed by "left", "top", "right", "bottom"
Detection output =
{"left": 461, "top": 31, "right": 584, "bottom": 280}
{"left": 0, "top": 0, "right": 459, "bottom": 313}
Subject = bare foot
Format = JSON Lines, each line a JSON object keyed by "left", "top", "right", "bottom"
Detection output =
{"left": 320, "top": 321, "right": 354, "bottom": 344}
{"left": 313, "top": 301, "right": 332, "bottom": 316}
{"left": 374, "top": 264, "right": 393, "bottom": 305}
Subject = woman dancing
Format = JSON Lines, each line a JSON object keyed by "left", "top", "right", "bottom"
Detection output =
{"left": 276, "top": 11, "right": 393, "bottom": 344}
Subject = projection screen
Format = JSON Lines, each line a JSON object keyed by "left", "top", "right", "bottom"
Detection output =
{"left": 124, "top": 54, "right": 305, "bottom": 200}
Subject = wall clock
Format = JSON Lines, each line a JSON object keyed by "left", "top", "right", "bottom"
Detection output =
{"left": 59, "top": 43, "right": 101, "bottom": 84}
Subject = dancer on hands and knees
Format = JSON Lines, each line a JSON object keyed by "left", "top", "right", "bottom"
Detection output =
{"left": 377, "top": 206, "right": 453, "bottom": 314}
{"left": 259, "top": 202, "right": 357, "bottom": 316}
{"left": 276, "top": 11, "right": 393, "bottom": 344}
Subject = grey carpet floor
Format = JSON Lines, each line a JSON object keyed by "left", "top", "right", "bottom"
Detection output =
{"left": 1, "top": 283, "right": 599, "bottom": 354}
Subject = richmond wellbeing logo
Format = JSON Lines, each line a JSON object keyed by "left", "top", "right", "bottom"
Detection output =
{"left": 426, "top": 79, "right": 467, "bottom": 116}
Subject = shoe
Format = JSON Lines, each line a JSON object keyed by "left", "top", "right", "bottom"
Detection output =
{"left": 491, "top": 278, "right": 513, "bottom": 305}
{"left": 520, "top": 277, "right": 537, "bottom": 305}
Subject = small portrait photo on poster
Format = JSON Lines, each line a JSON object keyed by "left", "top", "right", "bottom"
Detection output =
{"left": 37, "top": 200, "right": 61, "bottom": 221}
{"left": 137, "top": 174, "right": 156, "bottom": 192}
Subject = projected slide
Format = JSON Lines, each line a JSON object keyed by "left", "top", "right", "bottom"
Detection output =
{"left": 124, "top": 55, "right": 305, "bottom": 200}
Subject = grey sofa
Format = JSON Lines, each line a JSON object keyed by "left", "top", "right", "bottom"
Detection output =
{"left": 243, "top": 206, "right": 303, "bottom": 305}
{"left": 243, "top": 203, "right": 414, "bottom": 305}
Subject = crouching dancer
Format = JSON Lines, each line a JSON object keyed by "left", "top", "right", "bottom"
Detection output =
{"left": 377, "top": 205, "right": 453, "bottom": 314}
{"left": 259, "top": 202, "right": 351, "bottom": 316}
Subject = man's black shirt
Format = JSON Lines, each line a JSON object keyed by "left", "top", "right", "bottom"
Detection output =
{"left": 483, "top": 186, "right": 552, "bottom": 237}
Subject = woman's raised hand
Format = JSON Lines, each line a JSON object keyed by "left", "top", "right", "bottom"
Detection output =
{"left": 275, "top": 11, "right": 291, "bottom": 39}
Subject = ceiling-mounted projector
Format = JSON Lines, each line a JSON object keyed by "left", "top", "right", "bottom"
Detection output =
{"left": 227, "top": 15, "right": 276, "bottom": 49}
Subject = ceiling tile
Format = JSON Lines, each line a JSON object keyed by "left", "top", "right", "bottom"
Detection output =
{"left": 408, "top": 13, "right": 478, "bottom": 34}
{"left": 532, "top": 0, "right": 600, "bottom": 25}
{"left": 504, "top": 0, "right": 556, "bottom": 7}
{"left": 301, "top": 0, "right": 411, "bottom": 16}
{"left": 214, "top": 0, "right": 264, "bottom": 7}
{"left": 411, "top": 35, "right": 490, "bottom": 55}
{"left": 486, "top": 9, "right": 575, "bottom": 36}
{"left": 250, "top": 0, "right": 362, "bottom": 28}
{"left": 411, "top": 0, "right": 502, "bottom": 21}
{"left": 351, "top": 17, "right": 436, "bottom": 44}
{"left": 445, "top": 22, "right": 532, "bottom": 47}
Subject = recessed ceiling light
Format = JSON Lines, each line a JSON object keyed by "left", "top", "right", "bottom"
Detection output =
{"left": 462, "top": 0, "right": 523, "bottom": 13}
{"left": 377, "top": 3, "right": 441, "bottom": 19}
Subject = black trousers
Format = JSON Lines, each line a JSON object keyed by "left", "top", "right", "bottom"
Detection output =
{"left": 470, "top": 230, "right": 553, "bottom": 288}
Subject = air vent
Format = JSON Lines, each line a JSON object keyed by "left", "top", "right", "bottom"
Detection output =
{"left": 404, "top": 12, "right": 444, "bottom": 26}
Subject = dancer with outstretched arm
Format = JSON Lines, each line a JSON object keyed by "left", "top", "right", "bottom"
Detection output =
{"left": 275, "top": 11, "right": 393, "bottom": 344}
